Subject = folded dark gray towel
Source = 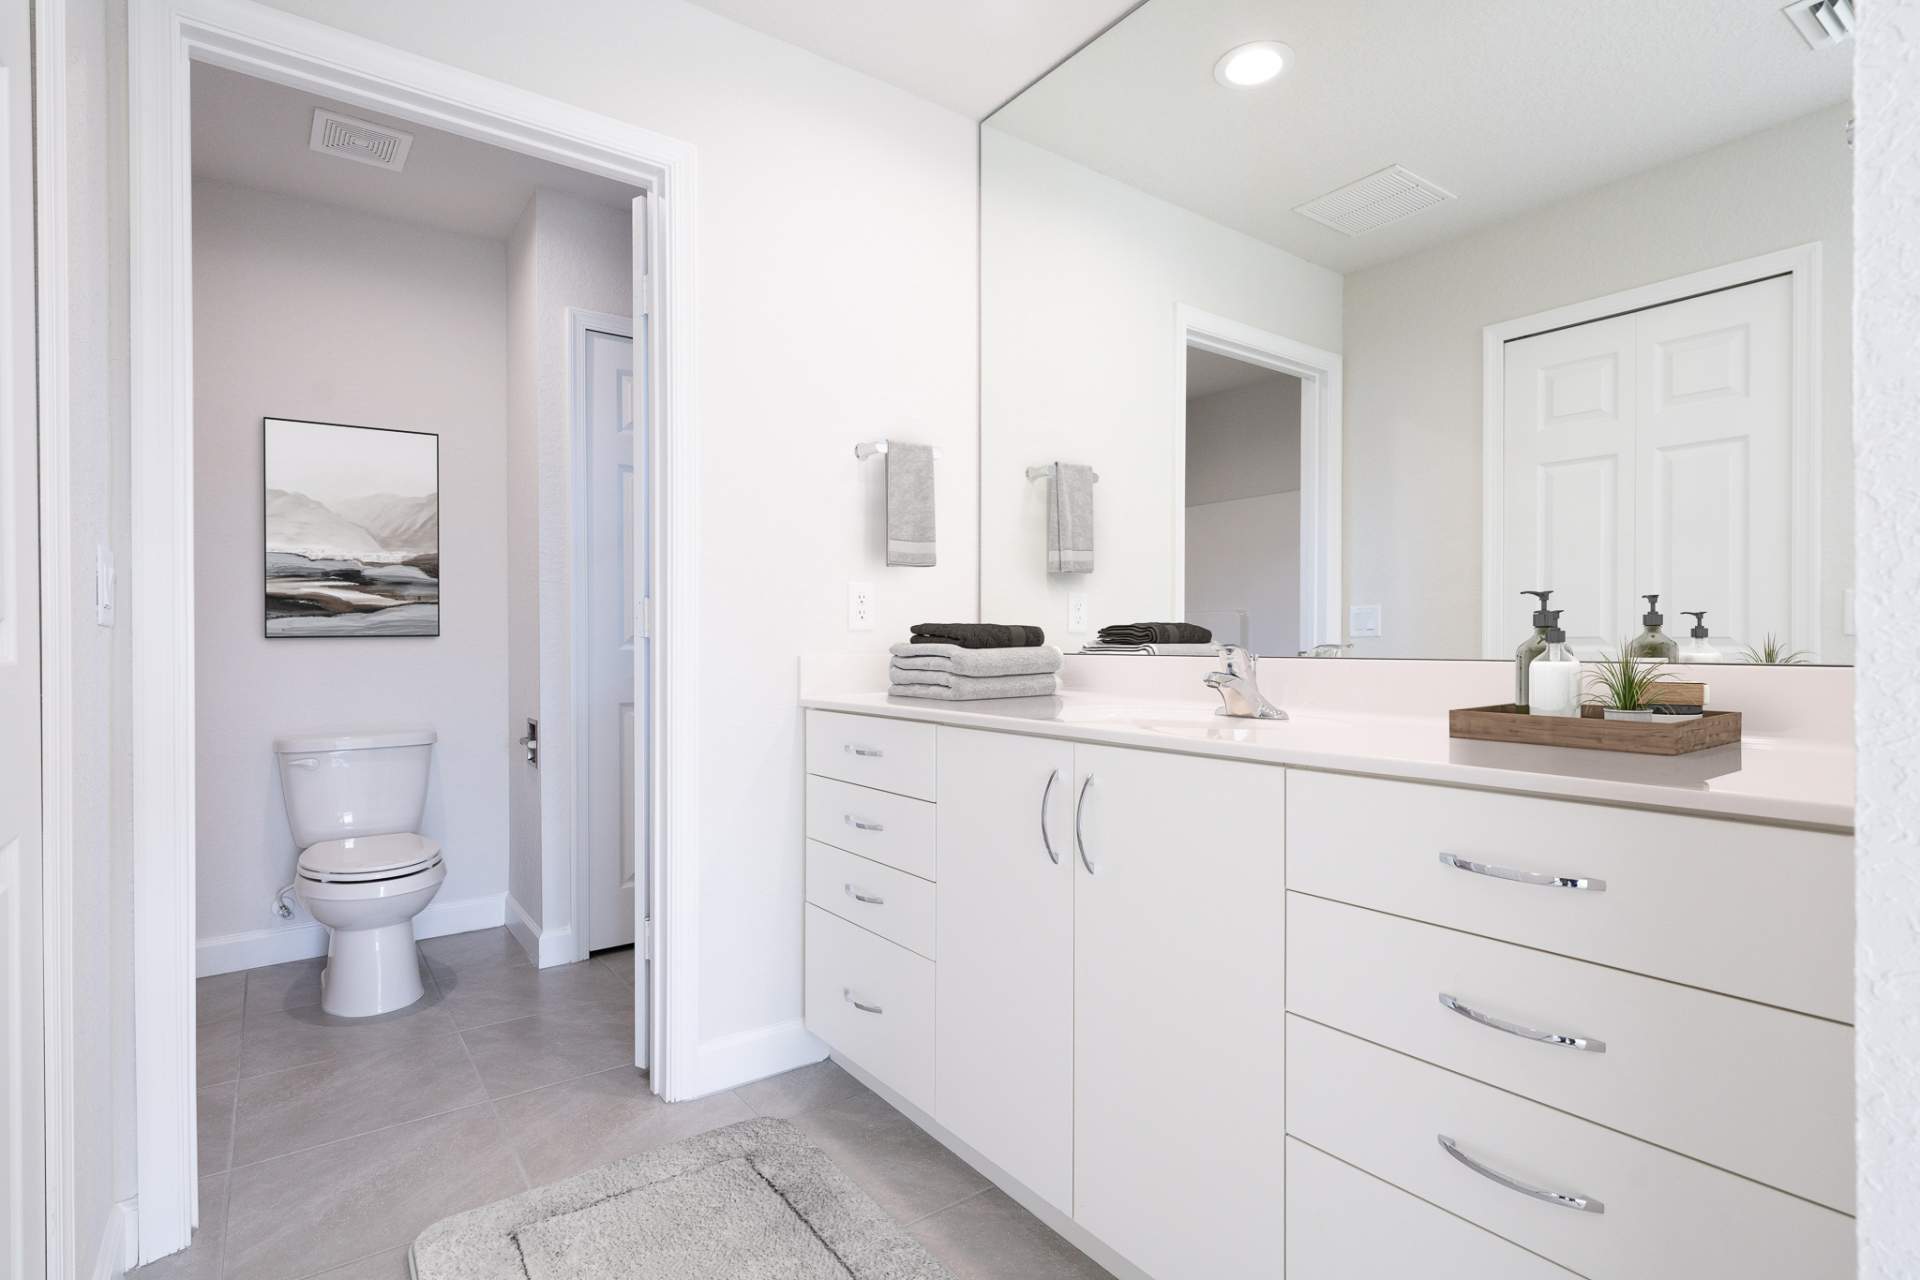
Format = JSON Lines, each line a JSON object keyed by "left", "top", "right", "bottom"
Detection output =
{"left": 1097, "top": 622, "right": 1213, "bottom": 646}
{"left": 910, "top": 623, "right": 1046, "bottom": 649}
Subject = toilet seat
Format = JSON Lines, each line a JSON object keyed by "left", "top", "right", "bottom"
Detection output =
{"left": 298, "top": 832, "right": 442, "bottom": 883}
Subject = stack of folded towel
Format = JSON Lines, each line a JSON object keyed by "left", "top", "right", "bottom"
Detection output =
{"left": 1095, "top": 622, "right": 1213, "bottom": 646}
{"left": 890, "top": 623, "right": 1062, "bottom": 701}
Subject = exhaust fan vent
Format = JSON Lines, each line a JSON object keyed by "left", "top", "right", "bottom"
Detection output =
{"left": 308, "top": 108, "right": 414, "bottom": 172}
{"left": 1782, "top": 0, "right": 1856, "bottom": 49}
{"left": 1293, "top": 164, "right": 1455, "bottom": 237}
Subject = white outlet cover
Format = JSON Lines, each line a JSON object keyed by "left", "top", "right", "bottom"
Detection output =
{"left": 1349, "top": 604, "right": 1382, "bottom": 638}
{"left": 1068, "top": 593, "right": 1089, "bottom": 633}
{"left": 847, "top": 581, "right": 875, "bottom": 631}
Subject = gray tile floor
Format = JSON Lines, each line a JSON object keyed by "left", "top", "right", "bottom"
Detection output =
{"left": 140, "top": 928, "right": 1109, "bottom": 1280}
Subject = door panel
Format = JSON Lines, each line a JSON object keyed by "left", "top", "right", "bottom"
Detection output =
{"left": 1072, "top": 745, "right": 1285, "bottom": 1280}
{"left": 935, "top": 727, "right": 1074, "bottom": 1213}
{"left": 586, "top": 324, "right": 638, "bottom": 953}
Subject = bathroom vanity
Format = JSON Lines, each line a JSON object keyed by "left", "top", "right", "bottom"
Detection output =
{"left": 797, "top": 669, "right": 1853, "bottom": 1280}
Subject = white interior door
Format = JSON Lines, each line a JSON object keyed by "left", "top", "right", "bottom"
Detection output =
{"left": 585, "top": 320, "right": 639, "bottom": 954}
{"left": 0, "top": 20, "right": 47, "bottom": 1278}
{"left": 1501, "top": 276, "right": 1796, "bottom": 657}
{"left": 1502, "top": 314, "right": 1637, "bottom": 655}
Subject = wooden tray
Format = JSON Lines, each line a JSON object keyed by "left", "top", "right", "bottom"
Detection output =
{"left": 1449, "top": 704, "right": 1742, "bottom": 756}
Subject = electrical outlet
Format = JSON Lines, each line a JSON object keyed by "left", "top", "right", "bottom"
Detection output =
{"left": 847, "top": 581, "right": 875, "bottom": 631}
{"left": 95, "top": 545, "right": 116, "bottom": 627}
{"left": 1068, "top": 593, "right": 1089, "bottom": 634}
{"left": 1349, "top": 603, "right": 1382, "bottom": 638}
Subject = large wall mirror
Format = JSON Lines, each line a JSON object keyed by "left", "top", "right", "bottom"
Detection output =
{"left": 980, "top": 0, "right": 1854, "bottom": 664}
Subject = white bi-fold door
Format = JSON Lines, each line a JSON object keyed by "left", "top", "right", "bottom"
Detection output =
{"left": 1500, "top": 274, "right": 1794, "bottom": 658}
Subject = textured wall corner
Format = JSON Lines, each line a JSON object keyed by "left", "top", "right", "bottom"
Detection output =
{"left": 1856, "top": 0, "right": 1920, "bottom": 1273}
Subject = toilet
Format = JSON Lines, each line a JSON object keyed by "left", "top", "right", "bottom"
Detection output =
{"left": 274, "top": 728, "right": 445, "bottom": 1017}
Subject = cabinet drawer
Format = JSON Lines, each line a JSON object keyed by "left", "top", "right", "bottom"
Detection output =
{"left": 1286, "top": 1017, "right": 1853, "bottom": 1280}
{"left": 806, "top": 775, "right": 936, "bottom": 880}
{"left": 1286, "top": 770, "right": 1851, "bottom": 1020}
{"left": 804, "top": 905, "right": 934, "bottom": 1113}
{"left": 1288, "top": 894, "right": 1852, "bottom": 1211}
{"left": 1286, "top": 1138, "right": 1577, "bottom": 1279}
{"left": 806, "top": 711, "right": 936, "bottom": 800}
{"left": 805, "top": 840, "right": 935, "bottom": 960}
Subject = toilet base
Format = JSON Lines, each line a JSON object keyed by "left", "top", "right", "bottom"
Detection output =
{"left": 321, "top": 921, "right": 426, "bottom": 1017}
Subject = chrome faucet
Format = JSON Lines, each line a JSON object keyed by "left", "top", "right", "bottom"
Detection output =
{"left": 1203, "top": 645, "right": 1288, "bottom": 720}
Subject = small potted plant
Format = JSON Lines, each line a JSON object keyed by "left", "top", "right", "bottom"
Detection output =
{"left": 1739, "top": 633, "right": 1812, "bottom": 665}
{"left": 1585, "top": 645, "right": 1675, "bottom": 721}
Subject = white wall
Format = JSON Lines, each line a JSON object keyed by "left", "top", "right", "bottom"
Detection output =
{"left": 982, "top": 126, "right": 1342, "bottom": 641}
{"left": 249, "top": 0, "right": 980, "bottom": 1081}
{"left": 1342, "top": 105, "right": 1854, "bottom": 660}
{"left": 1855, "top": 1, "right": 1920, "bottom": 1272}
{"left": 504, "top": 188, "right": 632, "bottom": 949}
{"left": 192, "top": 180, "right": 511, "bottom": 948}
{"left": 1184, "top": 372, "right": 1301, "bottom": 653}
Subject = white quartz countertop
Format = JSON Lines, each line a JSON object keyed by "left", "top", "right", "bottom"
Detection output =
{"left": 801, "top": 689, "right": 1854, "bottom": 832}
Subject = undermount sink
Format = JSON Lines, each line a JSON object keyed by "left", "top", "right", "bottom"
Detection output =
{"left": 1133, "top": 715, "right": 1301, "bottom": 742}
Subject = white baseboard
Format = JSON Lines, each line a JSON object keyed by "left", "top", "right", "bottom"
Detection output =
{"left": 689, "top": 1019, "right": 827, "bottom": 1098}
{"left": 195, "top": 892, "right": 507, "bottom": 976}
{"left": 504, "top": 894, "right": 576, "bottom": 968}
{"left": 91, "top": 1199, "right": 133, "bottom": 1280}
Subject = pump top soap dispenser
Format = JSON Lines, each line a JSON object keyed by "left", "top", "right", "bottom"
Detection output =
{"left": 1514, "top": 589, "right": 1555, "bottom": 710}
{"left": 1627, "top": 594, "right": 1679, "bottom": 661}
{"left": 1678, "top": 611, "right": 1721, "bottom": 663}
{"left": 1527, "top": 614, "right": 1582, "bottom": 718}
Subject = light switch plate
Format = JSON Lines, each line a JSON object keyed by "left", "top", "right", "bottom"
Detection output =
{"left": 1349, "top": 603, "right": 1381, "bottom": 638}
{"left": 847, "top": 581, "right": 875, "bottom": 631}
{"left": 1068, "top": 593, "right": 1089, "bottom": 634}
{"left": 95, "top": 545, "right": 116, "bottom": 627}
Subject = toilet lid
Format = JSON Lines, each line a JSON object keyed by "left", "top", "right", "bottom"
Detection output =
{"left": 298, "top": 832, "right": 441, "bottom": 879}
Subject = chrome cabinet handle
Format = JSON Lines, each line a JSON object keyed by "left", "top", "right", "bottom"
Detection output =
{"left": 1439, "top": 993, "right": 1606, "bottom": 1054}
{"left": 844, "top": 814, "right": 885, "bottom": 833}
{"left": 1439, "top": 851, "right": 1606, "bottom": 892}
{"left": 1040, "top": 769, "right": 1061, "bottom": 865}
{"left": 1438, "top": 1135, "right": 1604, "bottom": 1214}
{"left": 1074, "top": 774, "right": 1096, "bottom": 874}
{"left": 843, "top": 988, "right": 882, "bottom": 1015}
{"left": 844, "top": 743, "right": 884, "bottom": 758}
{"left": 844, "top": 884, "right": 885, "bottom": 906}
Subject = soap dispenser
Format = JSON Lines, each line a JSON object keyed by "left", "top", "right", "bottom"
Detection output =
{"left": 1678, "top": 611, "right": 1721, "bottom": 663}
{"left": 1528, "top": 614, "right": 1582, "bottom": 718}
{"left": 1627, "top": 594, "right": 1680, "bottom": 661}
{"left": 1514, "top": 590, "right": 1555, "bottom": 710}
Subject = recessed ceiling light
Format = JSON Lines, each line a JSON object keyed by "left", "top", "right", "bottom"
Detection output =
{"left": 1213, "top": 41, "right": 1294, "bottom": 89}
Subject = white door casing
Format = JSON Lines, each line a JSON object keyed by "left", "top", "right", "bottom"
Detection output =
{"left": 0, "top": 25, "right": 47, "bottom": 1279}
{"left": 579, "top": 318, "right": 640, "bottom": 954}
{"left": 1499, "top": 276, "right": 1794, "bottom": 658}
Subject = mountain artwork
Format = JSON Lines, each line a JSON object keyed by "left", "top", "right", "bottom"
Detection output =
{"left": 263, "top": 418, "right": 440, "bottom": 637}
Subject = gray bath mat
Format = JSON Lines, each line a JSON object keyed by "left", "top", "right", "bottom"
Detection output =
{"left": 410, "top": 1117, "right": 953, "bottom": 1280}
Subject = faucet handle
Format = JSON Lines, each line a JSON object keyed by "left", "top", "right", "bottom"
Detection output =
{"left": 1217, "top": 644, "right": 1256, "bottom": 676}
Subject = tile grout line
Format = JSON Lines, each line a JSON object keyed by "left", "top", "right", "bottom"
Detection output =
{"left": 903, "top": 1184, "right": 993, "bottom": 1228}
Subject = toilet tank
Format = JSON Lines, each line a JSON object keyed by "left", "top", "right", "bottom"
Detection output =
{"left": 274, "top": 728, "right": 437, "bottom": 849}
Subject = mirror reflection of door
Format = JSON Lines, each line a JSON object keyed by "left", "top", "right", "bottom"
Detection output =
{"left": 1183, "top": 346, "right": 1305, "bottom": 654}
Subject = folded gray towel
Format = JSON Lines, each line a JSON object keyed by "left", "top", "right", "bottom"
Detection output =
{"left": 888, "top": 673, "right": 1059, "bottom": 701}
{"left": 1047, "top": 463, "right": 1094, "bottom": 574}
{"left": 1079, "top": 643, "right": 1220, "bottom": 657}
{"left": 889, "top": 642, "right": 1062, "bottom": 677}
{"left": 885, "top": 442, "right": 936, "bottom": 567}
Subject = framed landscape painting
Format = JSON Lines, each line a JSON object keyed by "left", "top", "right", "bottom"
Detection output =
{"left": 264, "top": 417, "right": 441, "bottom": 637}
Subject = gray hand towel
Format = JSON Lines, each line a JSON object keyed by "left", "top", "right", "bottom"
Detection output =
{"left": 888, "top": 672, "right": 1060, "bottom": 700}
{"left": 889, "top": 642, "right": 1063, "bottom": 677}
{"left": 886, "top": 443, "right": 936, "bottom": 567}
{"left": 1047, "top": 463, "right": 1094, "bottom": 574}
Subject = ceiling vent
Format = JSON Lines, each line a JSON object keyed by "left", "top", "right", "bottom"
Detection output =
{"left": 1783, "top": 0, "right": 1856, "bottom": 48}
{"left": 308, "top": 108, "right": 414, "bottom": 172}
{"left": 1293, "top": 164, "right": 1455, "bottom": 237}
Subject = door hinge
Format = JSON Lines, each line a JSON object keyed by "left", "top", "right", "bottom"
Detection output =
{"left": 638, "top": 596, "right": 653, "bottom": 640}
{"left": 642, "top": 917, "right": 654, "bottom": 960}
{"left": 636, "top": 274, "right": 652, "bottom": 316}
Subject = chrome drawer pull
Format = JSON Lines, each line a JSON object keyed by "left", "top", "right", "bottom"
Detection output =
{"left": 844, "top": 884, "right": 886, "bottom": 906}
{"left": 1040, "top": 768, "right": 1061, "bottom": 865}
{"left": 1439, "top": 851, "right": 1606, "bottom": 892}
{"left": 844, "top": 814, "right": 886, "bottom": 833}
{"left": 844, "top": 743, "right": 885, "bottom": 758}
{"left": 1074, "top": 774, "right": 1096, "bottom": 874}
{"left": 1439, "top": 993, "right": 1606, "bottom": 1054}
{"left": 843, "top": 988, "right": 883, "bottom": 1015}
{"left": 1437, "top": 1135, "right": 1604, "bottom": 1214}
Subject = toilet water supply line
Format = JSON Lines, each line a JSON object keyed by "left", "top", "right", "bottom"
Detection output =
{"left": 273, "top": 884, "right": 298, "bottom": 919}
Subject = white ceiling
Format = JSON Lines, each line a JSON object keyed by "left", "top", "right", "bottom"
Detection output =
{"left": 191, "top": 64, "right": 641, "bottom": 240}
{"left": 991, "top": 0, "right": 1853, "bottom": 273}
{"left": 1187, "top": 346, "right": 1292, "bottom": 399}
{"left": 682, "top": 0, "right": 1145, "bottom": 118}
